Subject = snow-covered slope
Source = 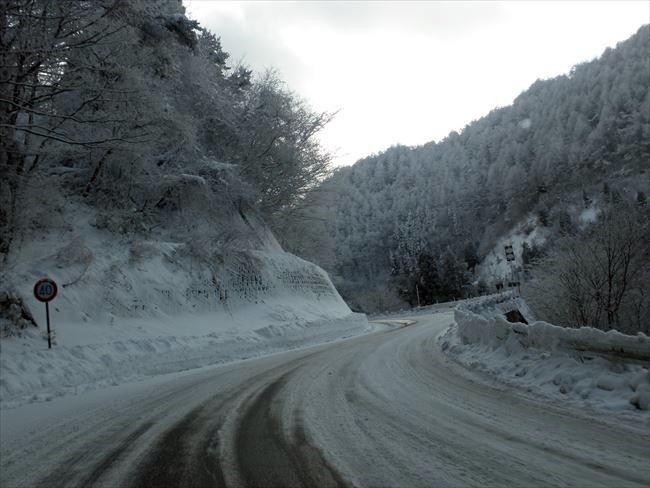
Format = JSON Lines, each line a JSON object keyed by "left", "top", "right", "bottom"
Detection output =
{"left": 476, "top": 201, "right": 602, "bottom": 286}
{"left": 2, "top": 203, "right": 350, "bottom": 326}
{"left": 475, "top": 216, "right": 548, "bottom": 285}
{"left": 0, "top": 203, "right": 367, "bottom": 407}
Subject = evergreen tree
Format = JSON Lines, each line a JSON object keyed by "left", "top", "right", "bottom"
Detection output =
{"left": 439, "top": 251, "right": 467, "bottom": 300}
{"left": 416, "top": 252, "right": 440, "bottom": 305}
{"left": 463, "top": 241, "right": 480, "bottom": 273}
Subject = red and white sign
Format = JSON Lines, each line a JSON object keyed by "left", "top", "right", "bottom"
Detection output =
{"left": 34, "top": 278, "right": 58, "bottom": 303}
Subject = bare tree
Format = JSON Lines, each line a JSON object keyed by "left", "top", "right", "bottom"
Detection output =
{"left": 524, "top": 204, "right": 650, "bottom": 333}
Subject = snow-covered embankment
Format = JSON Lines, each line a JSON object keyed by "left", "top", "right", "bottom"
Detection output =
{"left": 0, "top": 215, "right": 368, "bottom": 408}
{"left": 440, "top": 294, "right": 650, "bottom": 420}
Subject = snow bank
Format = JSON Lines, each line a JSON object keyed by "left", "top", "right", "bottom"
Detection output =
{"left": 455, "top": 297, "right": 650, "bottom": 362}
{"left": 457, "top": 292, "right": 534, "bottom": 321}
{"left": 0, "top": 298, "right": 369, "bottom": 408}
{"left": 440, "top": 296, "right": 650, "bottom": 420}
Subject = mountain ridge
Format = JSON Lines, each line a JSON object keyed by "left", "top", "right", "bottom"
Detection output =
{"left": 282, "top": 24, "right": 650, "bottom": 313}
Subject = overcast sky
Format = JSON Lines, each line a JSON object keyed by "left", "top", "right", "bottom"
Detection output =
{"left": 185, "top": 1, "right": 648, "bottom": 167}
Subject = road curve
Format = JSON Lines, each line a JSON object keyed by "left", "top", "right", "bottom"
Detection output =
{"left": 1, "top": 311, "right": 649, "bottom": 487}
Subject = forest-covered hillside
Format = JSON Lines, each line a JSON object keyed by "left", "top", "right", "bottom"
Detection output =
{"left": 0, "top": 0, "right": 339, "bottom": 333}
{"left": 282, "top": 25, "right": 650, "bottom": 320}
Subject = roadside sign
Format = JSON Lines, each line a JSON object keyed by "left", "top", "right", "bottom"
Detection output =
{"left": 34, "top": 278, "right": 58, "bottom": 302}
{"left": 33, "top": 278, "right": 57, "bottom": 349}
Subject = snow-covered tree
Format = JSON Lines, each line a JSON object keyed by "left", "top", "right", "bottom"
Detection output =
{"left": 524, "top": 204, "right": 650, "bottom": 333}
{"left": 232, "top": 71, "right": 334, "bottom": 216}
{"left": 1, "top": 0, "right": 143, "bottom": 262}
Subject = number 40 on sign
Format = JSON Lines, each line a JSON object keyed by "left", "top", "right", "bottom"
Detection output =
{"left": 33, "top": 278, "right": 58, "bottom": 349}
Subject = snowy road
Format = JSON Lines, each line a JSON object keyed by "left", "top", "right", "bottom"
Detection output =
{"left": 1, "top": 311, "right": 649, "bottom": 487}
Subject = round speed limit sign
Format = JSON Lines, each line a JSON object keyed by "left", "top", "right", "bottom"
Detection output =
{"left": 34, "top": 278, "right": 58, "bottom": 303}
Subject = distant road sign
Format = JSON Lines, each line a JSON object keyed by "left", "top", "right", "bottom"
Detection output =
{"left": 33, "top": 278, "right": 58, "bottom": 349}
{"left": 34, "top": 278, "right": 58, "bottom": 303}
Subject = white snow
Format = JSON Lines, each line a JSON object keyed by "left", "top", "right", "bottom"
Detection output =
{"left": 440, "top": 294, "right": 650, "bottom": 423}
{"left": 578, "top": 205, "right": 600, "bottom": 229}
{"left": 1, "top": 204, "right": 370, "bottom": 409}
{"left": 476, "top": 217, "right": 548, "bottom": 284}
{"left": 518, "top": 118, "right": 532, "bottom": 129}
{"left": 176, "top": 173, "right": 207, "bottom": 185}
{"left": 0, "top": 297, "right": 369, "bottom": 409}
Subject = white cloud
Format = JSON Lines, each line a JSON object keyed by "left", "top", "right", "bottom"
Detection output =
{"left": 185, "top": 1, "right": 648, "bottom": 166}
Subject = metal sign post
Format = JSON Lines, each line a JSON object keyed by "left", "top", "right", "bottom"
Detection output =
{"left": 33, "top": 278, "right": 58, "bottom": 349}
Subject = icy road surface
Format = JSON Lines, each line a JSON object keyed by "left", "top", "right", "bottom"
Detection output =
{"left": 1, "top": 311, "right": 649, "bottom": 487}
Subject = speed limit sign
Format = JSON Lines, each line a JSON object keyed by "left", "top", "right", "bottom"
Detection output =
{"left": 34, "top": 278, "right": 58, "bottom": 303}
{"left": 34, "top": 278, "right": 58, "bottom": 302}
{"left": 33, "top": 278, "right": 58, "bottom": 349}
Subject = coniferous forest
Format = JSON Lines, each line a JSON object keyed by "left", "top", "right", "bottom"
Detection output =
{"left": 280, "top": 25, "right": 649, "bottom": 329}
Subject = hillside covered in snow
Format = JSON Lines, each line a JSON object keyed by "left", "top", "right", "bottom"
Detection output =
{"left": 282, "top": 25, "right": 650, "bottom": 319}
{"left": 0, "top": 0, "right": 365, "bottom": 404}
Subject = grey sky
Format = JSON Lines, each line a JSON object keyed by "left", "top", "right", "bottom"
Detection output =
{"left": 185, "top": 1, "right": 648, "bottom": 167}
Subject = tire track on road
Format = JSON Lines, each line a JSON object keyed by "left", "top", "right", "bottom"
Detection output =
{"left": 235, "top": 372, "right": 347, "bottom": 488}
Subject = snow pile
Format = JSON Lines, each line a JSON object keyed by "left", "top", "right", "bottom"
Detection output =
{"left": 457, "top": 292, "right": 534, "bottom": 321}
{"left": 455, "top": 299, "right": 649, "bottom": 362}
{"left": 440, "top": 297, "right": 650, "bottom": 419}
